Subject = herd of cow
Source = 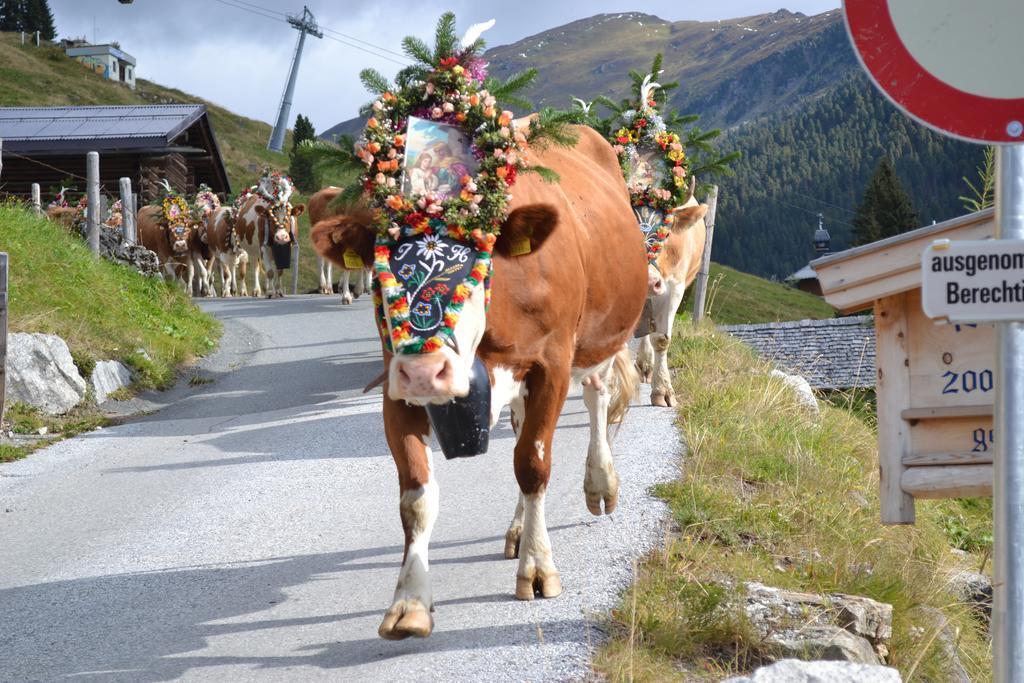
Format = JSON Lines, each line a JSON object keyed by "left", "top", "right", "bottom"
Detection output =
{"left": 48, "top": 174, "right": 372, "bottom": 302}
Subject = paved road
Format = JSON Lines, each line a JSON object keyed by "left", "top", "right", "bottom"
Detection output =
{"left": 0, "top": 295, "right": 679, "bottom": 682}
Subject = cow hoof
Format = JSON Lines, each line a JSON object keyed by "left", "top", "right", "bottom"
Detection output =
{"left": 515, "top": 572, "right": 562, "bottom": 601}
{"left": 652, "top": 392, "right": 676, "bottom": 407}
{"left": 378, "top": 604, "right": 433, "bottom": 640}
{"left": 224, "top": 292, "right": 233, "bottom": 299}
{"left": 504, "top": 526, "right": 522, "bottom": 559}
{"left": 341, "top": 294, "right": 354, "bottom": 305}
{"left": 585, "top": 469, "right": 620, "bottom": 516}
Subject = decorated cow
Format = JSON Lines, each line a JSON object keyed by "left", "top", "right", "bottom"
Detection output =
{"left": 233, "top": 169, "right": 305, "bottom": 298}
{"left": 307, "top": 185, "right": 371, "bottom": 302}
{"left": 311, "top": 14, "right": 647, "bottom": 640}
{"left": 138, "top": 181, "right": 211, "bottom": 295}
{"left": 602, "top": 56, "right": 720, "bottom": 407}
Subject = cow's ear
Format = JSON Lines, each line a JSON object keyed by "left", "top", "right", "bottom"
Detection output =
{"left": 254, "top": 204, "right": 268, "bottom": 216}
{"left": 668, "top": 204, "right": 708, "bottom": 232}
{"left": 290, "top": 203, "right": 306, "bottom": 217}
{"left": 310, "top": 209, "right": 376, "bottom": 267}
{"left": 494, "top": 203, "right": 558, "bottom": 258}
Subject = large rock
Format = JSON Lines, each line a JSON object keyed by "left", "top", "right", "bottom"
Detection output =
{"left": 90, "top": 360, "right": 133, "bottom": 404}
{"left": 5, "top": 333, "right": 87, "bottom": 415}
{"left": 769, "top": 625, "right": 881, "bottom": 665}
{"left": 745, "top": 583, "right": 893, "bottom": 647}
{"left": 947, "top": 569, "right": 992, "bottom": 623}
{"left": 743, "top": 583, "right": 893, "bottom": 665}
{"left": 769, "top": 369, "right": 819, "bottom": 415}
{"left": 723, "top": 659, "right": 902, "bottom": 682}
{"left": 76, "top": 223, "right": 161, "bottom": 277}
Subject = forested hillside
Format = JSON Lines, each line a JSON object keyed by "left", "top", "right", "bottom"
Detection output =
{"left": 712, "top": 73, "right": 983, "bottom": 278}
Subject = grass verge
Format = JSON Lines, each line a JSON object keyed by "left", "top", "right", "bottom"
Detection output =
{"left": 594, "top": 326, "right": 991, "bottom": 681}
{"left": 1, "top": 203, "right": 220, "bottom": 389}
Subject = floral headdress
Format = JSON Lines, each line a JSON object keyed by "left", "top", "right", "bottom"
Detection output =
{"left": 155, "top": 179, "right": 192, "bottom": 231}
{"left": 193, "top": 183, "right": 221, "bottom": 219}
{"left": 349, "top": 12, "right": 572, "bottom": 355}
{"left": 609, "top": 73, "right": 690, "bottom": 263}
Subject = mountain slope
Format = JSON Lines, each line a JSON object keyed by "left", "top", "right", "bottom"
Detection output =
{"left": 0, "top": 32, "right": 289, "bottom": 189}
{"left": 324, "top": 10, "right": 984, "bottom": 281}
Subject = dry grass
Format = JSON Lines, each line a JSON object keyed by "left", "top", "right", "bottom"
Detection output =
{"left": 594, "top": 325, "right": 991, "bottom": 681}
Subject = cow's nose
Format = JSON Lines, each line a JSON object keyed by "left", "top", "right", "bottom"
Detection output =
{"left": 275, "top": 230, "right": 291, "bottom": 244}
{"left": 396, "top": 354, "right": 452, "bottom": 397}
{"left": 648, "top": 269, "right": 665, "bottom": 296}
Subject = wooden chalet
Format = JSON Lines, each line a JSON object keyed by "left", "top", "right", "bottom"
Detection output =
{"left": 0, "top": 104, "right": 230, "bottom": 203}
{"left": 812, "top": 209, "right": 996, "bottom": 524}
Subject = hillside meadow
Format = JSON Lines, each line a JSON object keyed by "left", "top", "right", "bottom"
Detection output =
{"left": 594, "top": 326, "right": 992, "bottom": 681}
{"left": 0, "top": 203, "right": 220, "bottom": 460}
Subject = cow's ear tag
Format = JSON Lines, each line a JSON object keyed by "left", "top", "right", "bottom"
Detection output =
{"left": 343, "top": 248, "right": 363, "bottom": 269}
{"left": 510, "top": 237, "right": 532, "bottom": 256}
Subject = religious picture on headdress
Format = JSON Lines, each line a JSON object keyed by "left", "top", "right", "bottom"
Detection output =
{"left": 626, "top": 148, "right": 665, "bottom": 190}
{"left": 401, "top": 117, "right": 478, "bottom": 201}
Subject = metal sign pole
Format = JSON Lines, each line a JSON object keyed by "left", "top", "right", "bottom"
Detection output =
{"left": 994, "top": 142, "right": 1024, "bottom": 683}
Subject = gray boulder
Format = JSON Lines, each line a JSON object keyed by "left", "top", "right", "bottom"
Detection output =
{"left": 91, "top": 360, "right": 133, "bottom": 404}
{"left": 76, "top": 223, "right": 161, "bottom": 277}
{"left": 906, "top": 606, "right": 970, "bottom": 683}
{"left": 723, "top": 658, "right": 902, "bottom": 682}
{"left": 769, "top": 625, "right": 881, "bottom": 665}
{"left": 769, "top": 369, "right": 819, "bottom": 415}
{"left": 947, "top": 570, "right": 992, "bottom": 622}
{"left": 5, "top": 333, "right": 87, "bottom": 414}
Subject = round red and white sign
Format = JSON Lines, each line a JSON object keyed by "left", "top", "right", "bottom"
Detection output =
{"left": 844, "top": 0, "right": 1024, "bottom": 144}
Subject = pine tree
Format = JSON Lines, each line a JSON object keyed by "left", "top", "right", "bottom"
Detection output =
{"left": 24, "top": 0, "right": 56, "bottom": 40}
{"left": 851, "top": 157, "right": 919, "bottom": 246}
{"left": 0, "top": 0, "right": 25, "bottom": 32}
{"left": 288, "top": 114, "right": 318, "bottom": 192}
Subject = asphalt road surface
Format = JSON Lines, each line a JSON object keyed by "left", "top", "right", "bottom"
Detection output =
{"left": 0, "top": 295, "right": 679, "bottom": 682}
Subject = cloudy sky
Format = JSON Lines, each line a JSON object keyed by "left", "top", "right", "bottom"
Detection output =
{"left": 50, "top": 1, "right": 839, "bottom": 134}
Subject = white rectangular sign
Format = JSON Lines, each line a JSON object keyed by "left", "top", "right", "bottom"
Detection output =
{"left": 921, "top": 239, "right": 1024, "bottom": 322}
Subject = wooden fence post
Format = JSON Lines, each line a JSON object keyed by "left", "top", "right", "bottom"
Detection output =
{"left": 119, "top": 177, "right": 136, "bottom": 245}
{"left": 31, "top": 183, "right": 41, "bottom": 215}
{"left": 86, "top": 151, "right": 100, "bottom": 256}
{"left": 691, "top": 185, "right": 719, "bottom": 325}
{"left": 0, "top": 253, "right": 8, "bottom": 426}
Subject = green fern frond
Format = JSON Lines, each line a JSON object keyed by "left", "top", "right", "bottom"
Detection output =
{"left": 527, "top": 108, "right": 580, "bottom": 150}
{"left": 402, "top": 36, "right": 434, "bottom": 66}
{"left": 359, "top": 68, "right": 392, "bottom": 95}
{"left": 433, "top": 12, "right": 458, "bottom": 61}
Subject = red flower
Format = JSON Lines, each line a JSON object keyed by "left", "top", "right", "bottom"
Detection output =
{"left": 434, "top": 284, "right": 450, "bottom": 295}
{"left": 439, "top": 57, "right": 459, "bottom": 68}
{"left": 504, "top": 165, "right": 518, "bottom": 185}
{"left": 637, "top": 118, "right": 647, "bottom": 127}
{"left": 616, "top": 136, "right": 629, "bottom": 144}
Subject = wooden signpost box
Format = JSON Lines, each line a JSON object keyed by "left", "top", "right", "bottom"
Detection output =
{"left": 812, "top": 208, "right": 997, "bottom": 523}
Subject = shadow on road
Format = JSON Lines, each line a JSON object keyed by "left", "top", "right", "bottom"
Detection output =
{"left": 0, "top": 530, "right": 585, "bottom": 682}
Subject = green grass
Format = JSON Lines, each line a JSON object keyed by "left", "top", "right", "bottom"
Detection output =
{"left": 0, "top": 32, "right": 291, "bottom": 191}
{"left": 684, "top": 262, "right": 837, "bottom": 325}
{"left": 594, "top": 326, "right": 992, "bottom": 681}
{"left": 1, "top": 203, "right": 220, "bottom": 389}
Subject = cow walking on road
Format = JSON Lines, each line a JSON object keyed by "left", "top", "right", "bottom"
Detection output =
{"left": 307, "top": 186, "right": 371, "bottom": 303}
{"left": 312, "top": 124, "right": 648, "bottom": 640}
{"left": 234, "top": 195, "right": 305, "bottom": 299}
{"left": 204, "top": 206, "right": 249, "bottom": 297}
{"left": 635, "top": 176, "right": 710, "bottom": 406}
{"left": 138, "top": 204, "right": 210, "bottom": 295}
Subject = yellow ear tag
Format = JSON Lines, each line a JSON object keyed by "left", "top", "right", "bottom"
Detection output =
{"left": 510, "top": 237, "right": 532, "bottom": 256}
{"left": 343, "top": 248, "right": 363, "bottom": 269}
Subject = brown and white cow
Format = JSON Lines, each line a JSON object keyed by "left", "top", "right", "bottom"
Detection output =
{"left": 635, "top": 178, "right": 710, "bottom": 406}
{"left": 138, "top": 204, "right": 210, "bottom": 294}
{"left": 234, "top": 195, "right": 305, "bottom": 298}
{"left": 312, "top": 124, "right": 648, "bottom": 640}
{"left": 307, "top": 186, "right": 372, "bottom": 302}
{"left": 204, "top": 206, "right": 249, "bottom": 297}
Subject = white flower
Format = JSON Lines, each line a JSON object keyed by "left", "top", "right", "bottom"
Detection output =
{"left": 417, "top": 235, "right": 446, "bottom": 261}
{"left": 373, "top": 100, "right": 384, "bottom": 111}
{"left": 442, "top": 102, "right": 455, "bottom": 113}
